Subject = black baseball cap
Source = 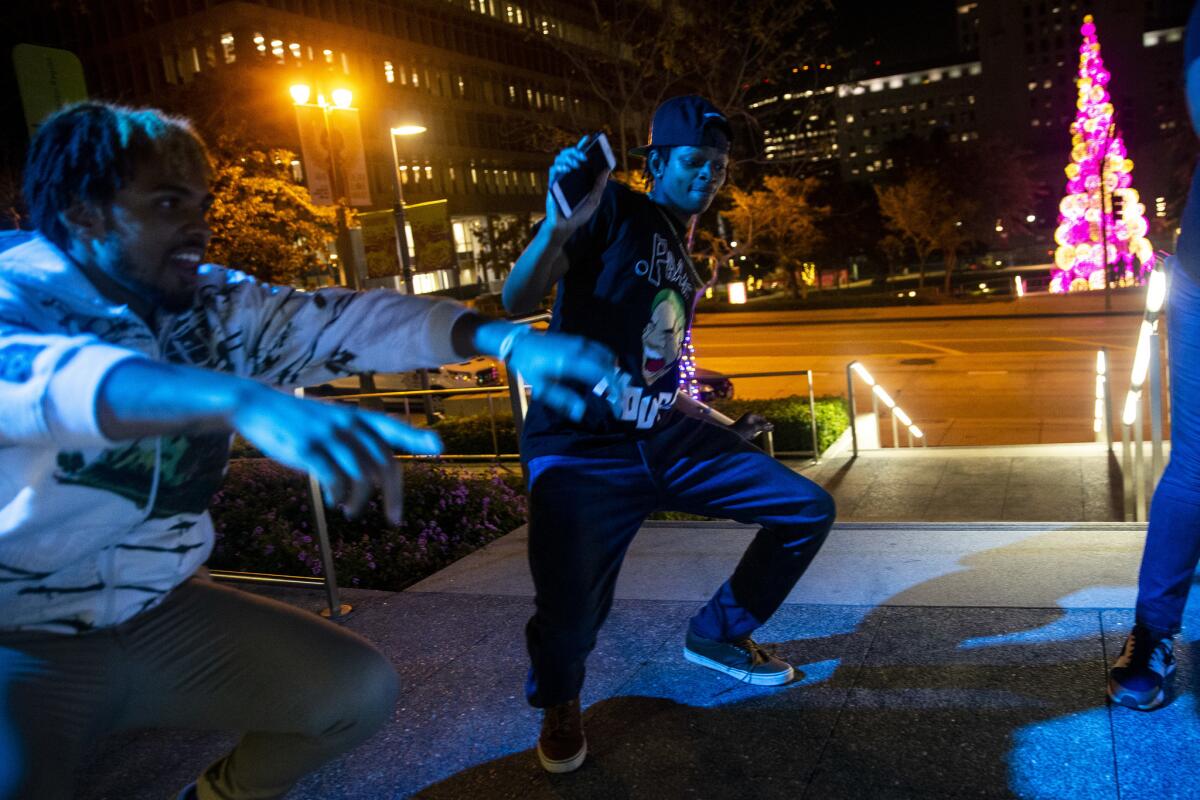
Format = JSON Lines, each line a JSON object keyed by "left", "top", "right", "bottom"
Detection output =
{"left": 629, "top": 95, "right": 732, "bottom": 157}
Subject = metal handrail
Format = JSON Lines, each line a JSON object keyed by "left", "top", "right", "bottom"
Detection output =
{"left": 213, "top": 312, "right": 554, "bottom": 615}
{"left": 1119, "top": 261, "right": 1168, "bottom": 522}
{"left": 215, "top": 311, "right": 830, "bottom": 614}
{"left": 720, "top": 369, "right": 822, "bottom": 460}
{"left": 845, "top": 360, "right": 927, "bottom": 454}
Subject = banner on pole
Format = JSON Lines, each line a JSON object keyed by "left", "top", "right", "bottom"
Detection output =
{"left": 405, "top": 199, "right": 456, "bottom": 274}
{"left": 12, "top": 44, "right": 88, "bottom": 137}
{"left": 328, "top": 107, "right": 372, "bottom": 208}
{"left": 358, "top": 209, "right": 402, "bottom": 280}
{"left": 293, "top": 105, "right": 334, "bottom": 207}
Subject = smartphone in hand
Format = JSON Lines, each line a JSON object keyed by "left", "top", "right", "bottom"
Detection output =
{"left": 551, "top": 133, "right": 616, "bottom": 219}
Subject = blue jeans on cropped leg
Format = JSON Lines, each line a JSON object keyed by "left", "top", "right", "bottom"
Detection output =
{"left": 1136, "top": 258, "right": 1200, "bottom": 634}
{"left": 1133, "top": 163, "right": 1200, "bottom": 633}
{"left": 523, "top": 415, "right": 835, "bottom": 707}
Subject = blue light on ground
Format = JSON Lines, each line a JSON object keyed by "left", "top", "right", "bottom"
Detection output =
{"left": 959, "top": 612, "right": 1098, "bottom": 650}
{"left": 1009, "top": 707, "right": 1118, "bottom": 799}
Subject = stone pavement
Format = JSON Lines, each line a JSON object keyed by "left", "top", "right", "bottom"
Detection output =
{"left": 797, "top": 442, "right": 1124, "bottom": 523}
{"left": 76, "top": 504, "right": 1200, "bottom": 799}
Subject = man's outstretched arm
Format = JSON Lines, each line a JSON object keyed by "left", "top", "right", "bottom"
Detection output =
{"left": 95, "top": 357, "right": 439, "bottom": 522}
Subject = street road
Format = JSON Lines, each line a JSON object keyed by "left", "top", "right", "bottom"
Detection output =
{"left": 691, "top": 309, "right": 1155, "bottom": 447}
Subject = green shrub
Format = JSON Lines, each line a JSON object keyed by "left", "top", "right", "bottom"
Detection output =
{"left": 209, "top": 459, "right": 526, "bottom": 590}
{"left": 711, "top": 395, "right": 848, "bottom": 453}
{"left": 432, "top": 412, "right": 519, "bottom": 454}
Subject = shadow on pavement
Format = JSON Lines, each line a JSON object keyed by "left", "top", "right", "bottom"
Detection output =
{"left": 413, "top": 529, "right": 1131, "bottom": 800}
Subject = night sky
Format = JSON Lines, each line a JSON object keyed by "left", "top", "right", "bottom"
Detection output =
{"left": 833, "top": 0, "right": 961, "bottom": 71}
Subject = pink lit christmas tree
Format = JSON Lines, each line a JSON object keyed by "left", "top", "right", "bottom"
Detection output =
{"left": 1051, "top": 15, "right": 1154, "bottom": 293}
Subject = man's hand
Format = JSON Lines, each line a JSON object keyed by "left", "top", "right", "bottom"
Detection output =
{"left": 544, "top": 136, "right": 610, "bottom": 235}
{"left": 231, "top": 384, "right": 441, "bottom": 524}
{"left": 505, "top": 329, "right": 618, "bottom": 421}
{"left": 730, "top": 412, "right": 774, "bottom": 442}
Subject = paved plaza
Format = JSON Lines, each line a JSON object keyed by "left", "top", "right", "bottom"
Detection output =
{"left": 76, "top": 447, "right": 1200, "bottom": 799}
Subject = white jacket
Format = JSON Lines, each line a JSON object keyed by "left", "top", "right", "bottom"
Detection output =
{"left": 0, "top": 234, "right": 468, "bottom": 634}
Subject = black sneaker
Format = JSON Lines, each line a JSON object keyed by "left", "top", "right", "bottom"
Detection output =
{"left": 537, "top": 696, "right": 586, "bottom": 773}
{"left": 683, "top": 629, "right": 795, "bottom": 685}
{"left": 1108, "top": 624, "right": 1175, "bottom": 711}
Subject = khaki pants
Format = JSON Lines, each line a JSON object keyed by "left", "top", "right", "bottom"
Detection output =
{"left": 0, "top": 578, "right": 399, "bottom": 800}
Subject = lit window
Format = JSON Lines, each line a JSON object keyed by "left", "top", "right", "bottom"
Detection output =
{"left": 323, "top": 49, "right": 334, "bottom": 64}
{"left": 289, "top": 42, "right": 301, "bottom": 60}
{"left": 254, "top": 33, "right": 266, "bottom": 55}
{"left": 384, "top": 61, "right": 395, "bottom": 83}
{"left": 270, "top": 39, "right": 285, "bottom": 63}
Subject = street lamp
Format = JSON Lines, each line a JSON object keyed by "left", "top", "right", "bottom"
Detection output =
{"left": 289, "top": 81, "right": 357, "bottom": 287}
{"left": 388, "top": 118, "right": 427, "bottom": 294}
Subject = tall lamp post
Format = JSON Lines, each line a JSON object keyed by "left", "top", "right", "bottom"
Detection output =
{"left": 289, "top": 82, "right": 360, "bottom": 288}
{"left": 388, "top": 120, "right": 434, "bottom": 421}
{"left": 388, "top": 122, "right": 427, "bottom": 295}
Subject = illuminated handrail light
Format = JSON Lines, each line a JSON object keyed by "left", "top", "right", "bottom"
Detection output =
{"left": 894, "top": 408, "right": 913, "bottom": 427}
{"left": 1096, "top": 349, "right": 1107, "bottom": 376}
{"left": 1146, "top": 267, "right": 1166, "bottom": 315}
{"left": 910, "top": 426, "right": 925, "bottom": 439}
{"left": 871, "top": 385, "right": 896, "bottom": 408}
{"left": 1130, "top": 319, "right": 1154, "bottom": 389}
{"left": 850, "top": 361, "right": 876, "bottom": 386}
{"left": 1122, "top": 389, "right": 1139, "bottom": 427}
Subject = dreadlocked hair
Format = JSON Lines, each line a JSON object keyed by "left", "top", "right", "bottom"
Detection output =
{"left": 23, "top": 101, "right": 211, "bottom": 250}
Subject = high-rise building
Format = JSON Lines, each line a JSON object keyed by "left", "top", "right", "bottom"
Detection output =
{"left": 756, "top": 0, "right": 1190, "bottom": 221}
{"left": 5, "top": 0, "right": 618, "bottom": 292}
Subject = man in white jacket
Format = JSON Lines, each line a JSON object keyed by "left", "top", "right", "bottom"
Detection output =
{"left": 0, "top": 102, "right": 616, "bottom": 800}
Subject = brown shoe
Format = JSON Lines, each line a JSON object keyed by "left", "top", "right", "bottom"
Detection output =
{"left": 536, "top": 696, "right": 587, "bottom": 773}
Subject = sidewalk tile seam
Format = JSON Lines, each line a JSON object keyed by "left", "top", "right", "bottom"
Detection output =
{"left": 800, "top": 624, "right": 882, "bottom": 800}
{"left": 1098, "top": 611, "right": 1123, "bottom": 800}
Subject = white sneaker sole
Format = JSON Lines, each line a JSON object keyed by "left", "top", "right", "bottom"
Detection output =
{"left": 1108, "top": 665, "right": 1175, "bottom": 711}
{"left": 683, "top": 647, "right": 795, "bottom": 686}
{"left": 537, "top": 739, "right": 587, "bottom": 773}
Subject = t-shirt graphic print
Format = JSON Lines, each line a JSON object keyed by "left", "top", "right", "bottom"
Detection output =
{"left": 521, "top": 181, "right": 702, "bottom": 459}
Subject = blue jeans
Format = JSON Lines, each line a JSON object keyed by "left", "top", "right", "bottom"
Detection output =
{"left": 523, "top": 414, "right": 835, "bottom": 707}
{"left": 1137, "top": 257, "right": 1200, "bottom": 634}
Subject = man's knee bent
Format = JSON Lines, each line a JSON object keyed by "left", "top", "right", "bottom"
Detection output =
{"left": 301, "top": 642, "right": 399, "bottom": 741}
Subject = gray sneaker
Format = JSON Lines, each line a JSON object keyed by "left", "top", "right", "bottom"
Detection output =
{"left": 683, "top": 629, "right": 795, "bottom": 685}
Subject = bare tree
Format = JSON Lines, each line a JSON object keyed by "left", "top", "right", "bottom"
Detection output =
{"left": 527, "top": 0, "right": 684, "bottom": 173}
{"left": 683, "top": 0, "right": 835, "bottom": 164}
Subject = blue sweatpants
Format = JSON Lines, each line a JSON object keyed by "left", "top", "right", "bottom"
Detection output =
{"left": 523, "top": 414, "right": 835, "bottom": 707}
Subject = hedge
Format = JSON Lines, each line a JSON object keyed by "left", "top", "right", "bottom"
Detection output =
{"left": 209, "top": 459, "right": 526, "bottom": 590}
{"left": 710, "top": 395, "right": 848, "bottom": 454}
{"left": 428, "top": 396, "right": 848, "bottom": 456}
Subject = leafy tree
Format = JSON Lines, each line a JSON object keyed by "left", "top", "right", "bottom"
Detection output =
{"left": 205, "top": 144, "right": 338, "bottom": 286}
{"left": 874, "top": 169, "right": 944, "bottom": 290}
{"left": 724, "top": 175, "right": 829, "bottom": 299}
{"left": 471, "top": 213, "right": 535, "bottom": 287}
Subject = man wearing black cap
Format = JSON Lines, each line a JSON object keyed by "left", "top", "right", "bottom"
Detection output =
{"left": 504, "top": 95, "right": 836, "bottom": 773}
